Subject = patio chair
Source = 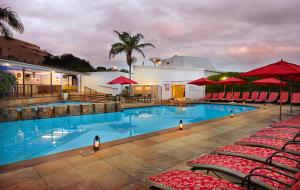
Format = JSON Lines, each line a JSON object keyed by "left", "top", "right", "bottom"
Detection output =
{"left": 254, "top": 91, "right": 268, "bottom": 103}
{"left": 204, "top": 93, "right": 212, "bottom": 101}
{"left": 265, "top": 92, "right": 279, "bottom": 103}
{"left": 214, "top": 145, "right": 300, "bottom": 173}
{"left": 145, "top": 169, "right": 245, "bottom": 190}
{"left": 235, "top": 92, "right": 250, "bottom": 102}
{"left": 235, "top": 137, "right": 300, "bottom": 155}
{"left": 186, "top": 154, "right": 299, "bottom": 190}
{"left": 271, "top": 114, "right": 300, "bottom": 128}
{"left": 217, "top": 92, "right": 225, "bottom": 101}
{"left": 227, "top": 92, "right": 240, "bottom": 102}
{"left": 210, "top": 92, "right": 219, "bottom": 101}
{"left": 278, "top": 91, "right": 289, "bottom": 104}
{"left": 245, "top": 91, "right": 259, "bottom": 102}
{"left": 221, "top": 92, "right": 232, "bottom": 101}
{"left": 251, "top": 130, "right": 300, "bottom": 141}
{"left": 291, "top": 92, "right": 300, "bottom": 104}
{"left": 258, "top": 127, "right": 300, "bottom": 134}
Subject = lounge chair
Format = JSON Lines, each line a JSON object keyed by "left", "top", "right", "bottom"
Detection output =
{"left": 214, "top": 145, "right": 300, "bottom": 172}
{"left": 235, "top": 137, "right": 300, "bottom": 155}
{"left": 291, "top": 92, "right": 300, "bottom": 104}
{"left": 221, "top": 92, "right": 232, "bottom": 101}
{"left": 187, "top": 154, "right": 299, "bottom": 190}
{"left": 227, "top": 92, "right": 240, "bottom": 102}
{"left": 217, "top": 92, "right": 225, "bottom": 101}
{"left": 204, "top": 93, "right": 212, "bottom": 101}
{"left": 210, "top": 92, "right": 219, "bottom": 101}
{"left": 145, "top": 169, "right": 245, "bottom": 190}
{"left": 245, "top": 91, "right": 259, "bottom": 102}
{"left": 254, "top": 91, "right": 268, "bottom": 103}
{"left": 278, "top": 91, "right": 289, "bottom": 104}
{"left": 265, "top": 92, "right": 279, "bottom": 103}
{"left": 258, "top": 127, "right": 300, "bottom": 134}
{"left": 271, "top": 114, "right": 300, "bottom": 128}
{"left": 251, "top": 130, "right": 300, "bottom": 141}
{"left": 235, "top": 92, "right": 250, "bottom": 102}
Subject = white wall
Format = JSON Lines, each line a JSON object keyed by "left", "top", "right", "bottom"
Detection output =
{"left": 81, "top": 72, "right": 129, "bottom": 95}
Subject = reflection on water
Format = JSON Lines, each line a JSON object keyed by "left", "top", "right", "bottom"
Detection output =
{"left": 0, "top": 104, "right": 255, "bottom": 165}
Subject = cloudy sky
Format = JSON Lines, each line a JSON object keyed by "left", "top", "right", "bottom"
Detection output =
{"left": 2, "top": 0, "right": 300, "bottom": 71}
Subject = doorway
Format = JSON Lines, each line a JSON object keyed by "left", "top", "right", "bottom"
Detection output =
{"left": 172, "top": 85, "right": 185, "bottom": 99}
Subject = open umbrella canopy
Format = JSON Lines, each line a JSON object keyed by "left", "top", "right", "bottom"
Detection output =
{"left": 252, "top": 78, "right": 287, "bottom": 86}
{"left": 240, "top": 59, "right": 300, "bottom": 78}
{"left": 218, "top": 77, "right": 246, "bottom": 85}
{"left": 188, "top": 77, "right": 216, "bottom": 86}
{"left": 107, "top": 76, "right": 138, "bottom": 85}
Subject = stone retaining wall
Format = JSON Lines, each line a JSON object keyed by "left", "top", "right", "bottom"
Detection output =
{"left": 68, "top": 105, "right": 81, "bottom": 116}
{"left": 80, "top": 104, "right": 93, "bottom": 114}
{"left": 54, "top": 106, "right": 68, "bottom": 117}
{"left": 38, "top": 107, "right": 53, "bottom": 119}
{"left": 94, "top": 103, "right": 105, "bottom": 113}
{"left": 22, "top": 107, "right": 38, "bottom": 120}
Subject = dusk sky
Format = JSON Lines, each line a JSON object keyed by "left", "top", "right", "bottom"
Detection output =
{"left": 2, "top": 0, "right": 300, "bottom": 71}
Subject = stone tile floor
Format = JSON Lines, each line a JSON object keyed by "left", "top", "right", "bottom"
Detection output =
{"left": 0, "top": 105, "right": 299, "bottom": 190}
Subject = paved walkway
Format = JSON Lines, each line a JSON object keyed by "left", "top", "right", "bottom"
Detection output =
{"left": 0, "top": 105, "right": 299, "bottom": 190}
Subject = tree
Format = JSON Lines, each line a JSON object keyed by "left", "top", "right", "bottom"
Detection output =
{"left": 0, "top": 7, "right": 24, "bottom": 37}
{"left": 109, "top": 30, "right": 155, "bottom": 80}
{"left": 0, "top": 70, "right": 16, "bottom": 97}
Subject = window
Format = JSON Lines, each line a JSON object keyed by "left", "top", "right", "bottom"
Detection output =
{"left": 0, "top": 48, "right": 2, "bottom": 56}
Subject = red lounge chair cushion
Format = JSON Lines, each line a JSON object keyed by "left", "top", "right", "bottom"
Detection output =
{"left": 291, "top": 92, "right": 300, "bottom": 104}
{"left": 260, "top": 127, "right": 300, "bottom": 134}
{"left": 187, "top": 154, "right": 297, "bottom": 189}
{"left": 147, "top": 170, "right": 245, "bottom": 190}
{"left": 254, "top": 131, "right": 300, "bottom": 140}
{"left": 236, "top": 137, "right": 300, "bottom": 152}
{"left": 271, "top": 115, "right": 300, "bottom": 128}
{"left": 216, "top": 145, "right": 300, "bottom": 169}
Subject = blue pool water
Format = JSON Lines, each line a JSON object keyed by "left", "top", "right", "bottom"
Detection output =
{"left": 0, "top": 104, "right": 255, "bottom": 165}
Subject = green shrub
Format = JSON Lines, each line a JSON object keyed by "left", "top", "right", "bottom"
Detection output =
{"left": 0, "top": 71, "right": 17, "bottom": 95}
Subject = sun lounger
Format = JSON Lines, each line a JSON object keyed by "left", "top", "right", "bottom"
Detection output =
{"left": 210, "top": 92, "right": 219, "bottom": 101}
{"left": 204, "top": 93, "right": 212, "bottom": 100}
{"left": 254, "top": 91, "right": 268, "bottom": 103}
{"left": 265, "top": 92, "right": 279, "bottom": 103}
{"left": 235, "top": 92, "right": 250, "bottom": 102}
{"left": 251, "top": 130, "right": 300, "bottom": 141}
{"left": 220, "top": 92, "right": 232, "bottom": 101}
{"left": 214, "top": 145, "right": 300, "bottom": 173}
{"left": 227, "top": 92, "right": 240, "bottom": 102}
{"left": 145, "top": 169, "right": 245, "bottom": 190}
{"left": 217, "top": 92, "right": 225, "bottom": 101}
{"left": 291, "top": 92, "right": 300, "bottom": 104}
{"left": 245, "top": 91, "right": 259, "bottom": 102}
{"left": 235, "top": 137, "right": 300, "bottom": 155}
{"left": 259, "top": 127, "right": 300, "bottom": 134}
{"left": 187, "top": 154, "right": 299, "bottom": 190}
{"left": 278, "top": 91, "right": 289, "bottom": 104}
{"left": 271, "top": 114, "right": 300, "bottom": 128}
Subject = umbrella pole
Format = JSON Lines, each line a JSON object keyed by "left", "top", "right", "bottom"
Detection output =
{"left": 279, "top": 78, "right": 282, "bottom": 120}
{"left": 290, "top": 85, "right": 293, "bottom": 115}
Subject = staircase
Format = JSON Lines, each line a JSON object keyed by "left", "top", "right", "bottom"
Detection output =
{"left": 69, "top": 87, "right": 112, "bottom": 102}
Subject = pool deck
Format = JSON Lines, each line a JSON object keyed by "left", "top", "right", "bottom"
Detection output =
{"left": 0, "top": 104, "right": 299, "bottom": 190}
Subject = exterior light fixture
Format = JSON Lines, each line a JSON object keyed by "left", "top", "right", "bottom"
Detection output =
{"left": 93, "top": 135, "right": 100, "bottom": 151}
{"left": 230, "top": 110, "right": 234, "bottom": 118}
{"left": 221, "top": 76, "right": 228, "bottom": 80}
{"left": 179, "top": 120, "right": 183, "bottom": 130}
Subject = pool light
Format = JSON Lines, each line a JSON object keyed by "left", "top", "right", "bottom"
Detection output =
{"left": 93, "top": 135, "right": 100, "bottom": 151}
{"left": 230, "top": 110, "right": 234, "bottom": 118}
{"left": 179, "top": 120, "right": 183, "bottom": 130}
{"left": 263, "top": 103, "right": 266, "bottom": 109}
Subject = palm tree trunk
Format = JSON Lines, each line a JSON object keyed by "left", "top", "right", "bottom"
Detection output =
{"left": 127, "top": 52, "right": 132, "bottom": 96}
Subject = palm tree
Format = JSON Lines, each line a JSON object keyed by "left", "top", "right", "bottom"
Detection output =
{"left": 0, "top": 7, "right": 24, "bottom": 37}
{"left": 109, "top": 30, "right": 155, "bottom": 80}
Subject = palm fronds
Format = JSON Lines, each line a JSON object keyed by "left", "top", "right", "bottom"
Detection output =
{"left": 0, "top": 7, "right": 24, "bottom": 37}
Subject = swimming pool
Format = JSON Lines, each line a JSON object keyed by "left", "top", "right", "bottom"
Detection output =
{"left": 0, "top": 104, "right": 255, "bottom": 165}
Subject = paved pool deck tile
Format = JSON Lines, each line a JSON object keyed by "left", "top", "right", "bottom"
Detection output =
{"left": 0, "top": 104, "right": 299, "bottom": 190}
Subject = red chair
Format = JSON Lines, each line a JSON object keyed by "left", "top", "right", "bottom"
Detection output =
{"left": 228, "top": 92, "right": 240, "bottom": 101}
{"left": 265, "top": 92, "right": 278, "bottom": 103}
{"left": 254, "top": 91, "right": 268, "bottom": 102}
{"left": 217, "top": 92, "right": 225, "bottom": 101}
{"left": 278, "top": 91, "right": 289, "bottom": 104}
{"left": 291, "top": 92, "right": 300, "bottom": 104}
{"left": 204, "top": 93, "right": 212, "bottom": 100}
{"left": 245, "top": 91, "right": 259, "bottom": 102}
{"left": 221, "top": 92, "right": 232, "bottom": 101}
{"left": 210, "top": 93, "right": 219, "bottom": 101}
{"left": 236, "top": 92, "right": 250, "bottom": 102}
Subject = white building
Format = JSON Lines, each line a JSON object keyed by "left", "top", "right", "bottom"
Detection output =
{"left": 82, "top": 55, "right": 222, "bottom": 100}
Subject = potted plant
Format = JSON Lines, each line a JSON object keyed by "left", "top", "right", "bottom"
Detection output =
{"left": 62, "top": 89, "right": 69, "bottom": 100}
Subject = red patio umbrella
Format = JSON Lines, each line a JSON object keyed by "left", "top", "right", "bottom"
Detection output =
{"left": 107, "top": 76, "right": 137, "bottom": 85}
{"left": 188, "top": 78, "right": 216, "bottom": 98}
{"left": 252, "top": 78, "right": 287, "bottom": 86}
{"left": 240, "top": 59, "right": 300, "bottom": 120}
{"left": 218, "top": 77, "right": 246, "bottom": 96}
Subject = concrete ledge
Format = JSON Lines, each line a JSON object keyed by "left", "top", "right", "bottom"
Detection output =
{"left": 0, "top": 108, "right": 20, "bottom": 121}
{"left": 53, "top": 106, "right": 68, "bottom": 117}
{"left": 21, "top": 107, "right": 38, "bottom": 120}
{"left": 68, "top": 105, "right": 81, "bottom": 116}
{"left": 80, "top": 104, "right": 93, "bottom": 114}
{"left": 94, "top": 103, "right": 105, "bottom": 113}
{"left": 105, "top": 102, "right": 116, "bottom": 112}
{"left": 38, "top": 107, "right": 53, "bottom": 119}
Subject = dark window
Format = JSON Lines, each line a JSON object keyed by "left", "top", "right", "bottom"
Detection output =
{"left": 0, "top": 48, "right": 2, "bottom": 56}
